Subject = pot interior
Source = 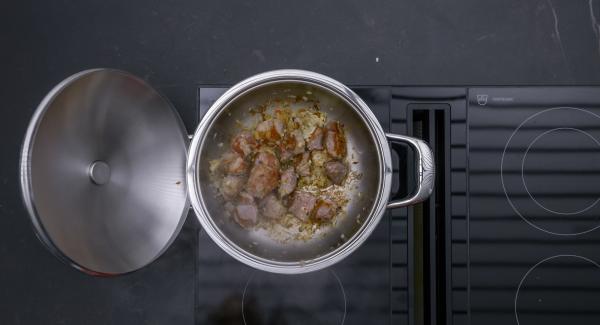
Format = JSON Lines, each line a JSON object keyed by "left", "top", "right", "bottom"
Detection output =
{"left": 195, "top": 80, "right": 385, "bottom": 265}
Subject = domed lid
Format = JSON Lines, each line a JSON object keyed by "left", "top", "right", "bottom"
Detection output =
{"left": 20, "top": 69, "right": 189, "bottom": 275}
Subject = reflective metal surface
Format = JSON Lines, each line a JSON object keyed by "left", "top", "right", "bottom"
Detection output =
{"left": 385, "top": 133, "right": 434, "bottom": 209}
{"left": 188, "top": 70, "right": 434, "bottom": 273}
{"left": 89, "top": 161, "right": 111, "bottom": 185}
{"left": 20, "top": 69, "right": 189, "bottom": 275}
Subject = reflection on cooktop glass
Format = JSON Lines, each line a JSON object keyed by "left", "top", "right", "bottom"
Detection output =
{"left": 240, "top": 270, "right": 346, "bottom": 325}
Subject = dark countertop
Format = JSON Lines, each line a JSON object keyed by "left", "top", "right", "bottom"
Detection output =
{"left": 1, "top": 0, "right": 599, "bottom": 324}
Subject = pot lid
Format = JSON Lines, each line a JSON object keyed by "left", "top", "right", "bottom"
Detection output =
{"left": 20, "top": 69, "right": 189, "bottom": 276}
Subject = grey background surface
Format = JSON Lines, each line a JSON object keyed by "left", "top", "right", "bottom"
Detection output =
{"left": 1, "top": 0, "right": 599, "bottom": 323}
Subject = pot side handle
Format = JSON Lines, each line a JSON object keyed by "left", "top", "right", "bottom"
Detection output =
{"left": 385, "top": 133, "right": 435, "bottom": 209}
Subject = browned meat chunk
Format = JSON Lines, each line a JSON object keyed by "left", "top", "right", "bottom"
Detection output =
{"left": 325, "top": 121, "right": 347, "bottom": 159}
{"left": 260, "top": 194, "right": 287, "bottom": 219}
{"left": 221, "top": 151, "right": 248, "bottom": 175}
{"left": 289, "top": 191, "right": 317, "bottom": 221}
{"left": 291, "top": 129, "right": 306, "bottom": 154}
{"left": 246, "top": 151, "right": 280, "bottom": 198}
{"left": 313, "top": 198, "right": 338, "bottom": 221}
{"left": 324, "top": 160, "right": 348, "bottom": 185}
{"left": 279, "top": 129, "right": 305, "bottom": 161}
{"left": 279, "top": 149, "right": 294, "bottom": 163}
{"left": 307, "top": 127, "right": 324, "bottom": 150}
{"left": 278, "top": 167, "right": 297, "bottom": 197}
{"left": 227, "top": 157, "right": 247, "bottom": 175}
{"left": 234, "top": 192, "right": 258, "bottom": 228}
{"left": 231, "top": 131, "right": 257, "bottom": 157}
{"left": 255, "top": 149, "right": 280, "bottom": 168}
{"left": 295, "top": 152, "right": 311, "bottom": 177}
{"left": 255, "top": 119, "right": 285, "bottom": 143}
{"left": 220, "top": 175, "right": 245, "bottom": 199}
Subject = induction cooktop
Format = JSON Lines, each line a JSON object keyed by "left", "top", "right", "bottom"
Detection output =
{"left": 194, "top": 86, "right": 600, "bottom": 325}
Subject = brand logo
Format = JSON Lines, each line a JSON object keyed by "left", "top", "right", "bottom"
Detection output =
{"left": 476, "top": 94, "right": 488, "bottom": 106}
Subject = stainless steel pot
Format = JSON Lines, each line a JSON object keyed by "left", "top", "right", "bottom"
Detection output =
{"left": 20, "top": 69, "right": 434, "bottom": 276}
{"left": 187, "top": 70, "right": 435, "bottom": 273}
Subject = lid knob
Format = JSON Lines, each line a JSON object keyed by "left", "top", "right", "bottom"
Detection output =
{"left": 89, "top": 161, "right": 110, "bottom": 185}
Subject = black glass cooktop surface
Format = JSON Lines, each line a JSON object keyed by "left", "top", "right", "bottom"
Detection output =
{"left": 468, "top": 87, "right": 600, "bottom": 325}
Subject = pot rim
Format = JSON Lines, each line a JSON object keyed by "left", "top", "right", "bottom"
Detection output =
{"left": 187, "top": 69, "right": 393, "bottom": 274}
